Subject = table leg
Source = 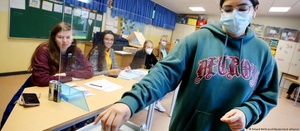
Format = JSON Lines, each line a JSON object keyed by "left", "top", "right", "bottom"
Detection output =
{"left": 279, "top": 73, "right": 284, "bottom": 98}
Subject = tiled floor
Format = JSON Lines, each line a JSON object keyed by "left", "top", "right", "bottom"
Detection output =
{"left": 1, "top": 74, "right": 300, "bottom": 130}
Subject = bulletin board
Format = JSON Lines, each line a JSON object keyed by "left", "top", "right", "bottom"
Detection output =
{"left": 9, "top": 0, "right": 103, "bottom": 41}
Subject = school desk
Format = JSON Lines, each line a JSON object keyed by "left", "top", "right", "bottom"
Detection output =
{"left": 1, "top": 75, "right": 139, "bottom": 131}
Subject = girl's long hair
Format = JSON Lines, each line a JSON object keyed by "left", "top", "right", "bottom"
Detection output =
{"left": 88, "top": 30, "right": 115, "bottom": 71}
{"left": 28, "top": 22, "right": 77, "bottom": 74}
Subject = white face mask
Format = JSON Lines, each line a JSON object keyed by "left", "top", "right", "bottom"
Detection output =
{"left": 161, "top": 41, "right": 167, "bottom": 46}
{"left": 220, "top": 9, "right": 253, "bottom": 34}
{"left": 145, "top": 48, "right": 153, "bottom": 55}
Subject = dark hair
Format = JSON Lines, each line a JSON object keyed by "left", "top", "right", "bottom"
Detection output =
{"left": 220, "top": 0, "right": 259, "bottom": 8}
{"left": 89, "top": 30, "right": 115, "bottom": 71}
{"left": 28, "top": 22, "right": 78, "bottom": 74}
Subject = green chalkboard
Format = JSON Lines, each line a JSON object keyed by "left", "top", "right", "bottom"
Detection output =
{"left": 9, "top": 0, "right": 103, "bottom": 41}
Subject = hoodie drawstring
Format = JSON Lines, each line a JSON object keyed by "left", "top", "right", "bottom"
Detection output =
{"left": 239, "top": 38, "right": 243, "bottom": 74}
{"left": 221, "top": 35, "right": 229, "bottom": 65}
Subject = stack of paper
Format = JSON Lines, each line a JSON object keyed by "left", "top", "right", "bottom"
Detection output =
{"left": 118, "top": 70, "right": 148, "bottom": 80}
{"left": 84, "top": 78, "right": 123, "bottom": 92}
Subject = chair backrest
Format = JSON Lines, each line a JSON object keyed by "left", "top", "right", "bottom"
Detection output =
{"left": 92, "top": 32, "right": 129, "bottom": 51}
{"left": 0, "top": 75, "right": 32, "bottom": 130}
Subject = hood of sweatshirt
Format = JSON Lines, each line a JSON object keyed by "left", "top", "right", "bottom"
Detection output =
{"left": 200, "top": 24, "right": 256, "bottom": 73}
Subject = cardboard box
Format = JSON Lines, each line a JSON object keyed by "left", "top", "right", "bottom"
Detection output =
{"left": 126, "top": 31, "right": 145, "bottom": 49}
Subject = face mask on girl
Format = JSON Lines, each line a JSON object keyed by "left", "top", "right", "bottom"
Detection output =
{"left": 161, "top": 41, "right": 167, "bottom": 46}
{"left": 145, "top": 48, "right": 153, "bottom": 55}
{"left": 220, "top": 9, "right": 253, "bottom": 34}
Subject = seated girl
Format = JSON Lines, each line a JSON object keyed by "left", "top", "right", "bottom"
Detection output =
{"left": 28, "top": 22, "right": 93, "bottom": 86}
{"left": 88, "top": 30, "right": 123, "bottom": 76}
{"left": 130, "top": 40, "right": 158, "bottom": 69}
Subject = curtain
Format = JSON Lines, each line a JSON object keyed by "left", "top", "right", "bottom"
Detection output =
{"left": 152, "top": 5, "right": 177, "bottom": 30}
{"left": 61, "top": 0, "right": 108, "bottom": 13}
{"left": 111, "top": 0, "right": 154, "bottom": 24}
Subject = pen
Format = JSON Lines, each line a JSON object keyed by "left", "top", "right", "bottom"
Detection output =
{"left": 90, "top": 84, "right": 102, "bottom": 88}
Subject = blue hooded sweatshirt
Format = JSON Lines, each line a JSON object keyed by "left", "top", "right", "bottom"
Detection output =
{"left": 118, "top": 24, "right": 279, "bottom": 131}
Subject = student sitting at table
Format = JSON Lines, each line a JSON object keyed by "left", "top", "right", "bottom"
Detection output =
{"left": 88, "top": 30, "right": 130, "bottom": 76}
{"left": 28, "top": 22, "right": 93, "bottom": 86}
{"left": 130, "top": 40, "right": 158, "bottom": 69}
{"left": 286, "top": 83, "right": 300, "bottom": 99}
{"left": 152, "top": 35, "right": 170, "bottom": 61}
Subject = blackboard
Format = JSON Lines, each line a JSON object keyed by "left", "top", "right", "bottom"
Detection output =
{"left": 9, "top": 0, "right": 103, "bottom": 41}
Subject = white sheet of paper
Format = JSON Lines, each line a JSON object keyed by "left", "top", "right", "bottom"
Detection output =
{"left": 53, "top": 4, "right": 62, "bottom": 13}
{"left": 64, "top": 6, "right": 72, "bottom": 14}
{"left": 96, "top": 14, "right": 102, "bottom": 21}
{"left": 89, "top": 12, "right": 95, "bottom": 20}
{"left": 118, "top": 70, "right": 148, "bottom": 80}
{"left": 93, "top": 27, "right": 101, "bottom": 33}
{"left": 84, "top": 79, "right": 123, "bottom": 92}
{"left": 10, "top": 0, "right": 25, "bottom": 10}
{"left": 73, "top": 8, "right": 81, "bottom": 16}
{"left": 29, "top": 0, "right": 40, "bottom": 8}
{"left": 81, "top": 10, "right": 89, "bottom": 18}
{"left": 42, "top": 1, "right": 53, "bottom": 12}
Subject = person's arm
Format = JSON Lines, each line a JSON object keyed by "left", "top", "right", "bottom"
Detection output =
{"left": 31, "top": 45, "right": 72, "bottom": 86}
{"left": 65, "top": 48, "right": 93, "bottom": 79}
{"left": 235, "top": 58, "right": 279, "bottom": 128}
{"left": 94, "top": 35, "right": 196, "bottom": 129}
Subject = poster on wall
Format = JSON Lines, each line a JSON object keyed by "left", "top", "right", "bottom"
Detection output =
{"left": 29, "top": 0, "right": 40, "bottom": 9}
{"left": 10, "top": 0, "right": 26, "bottom": 10}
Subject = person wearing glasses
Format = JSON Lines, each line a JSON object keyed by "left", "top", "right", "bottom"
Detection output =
{"left": 88, "top": 30, "right": 130, "bottom": 76}
{"left": 94, "top": 0, "right": 279, "bottom": 131}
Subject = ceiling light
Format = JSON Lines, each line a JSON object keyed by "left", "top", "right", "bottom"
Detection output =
{"left": 269, "top": 7, "right": 290, "bottom": 12}
{"left": 189, "top": 7, "right": 206, "bottom": 12}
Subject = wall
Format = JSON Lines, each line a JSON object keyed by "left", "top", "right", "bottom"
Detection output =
{"left": 0, "top": 0, "right": 86, "bottom": 74}
{"left": 144, "top": 25, "right": 172, "bottom": 47}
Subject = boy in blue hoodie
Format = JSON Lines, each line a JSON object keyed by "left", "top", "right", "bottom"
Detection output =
{"left": 94, "top": 0, "right": 279, "bottom": 130}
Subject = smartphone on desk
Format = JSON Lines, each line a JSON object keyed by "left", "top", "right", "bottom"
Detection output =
{"left": 21, "top": 93, "right": 40, "bottom": 107}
